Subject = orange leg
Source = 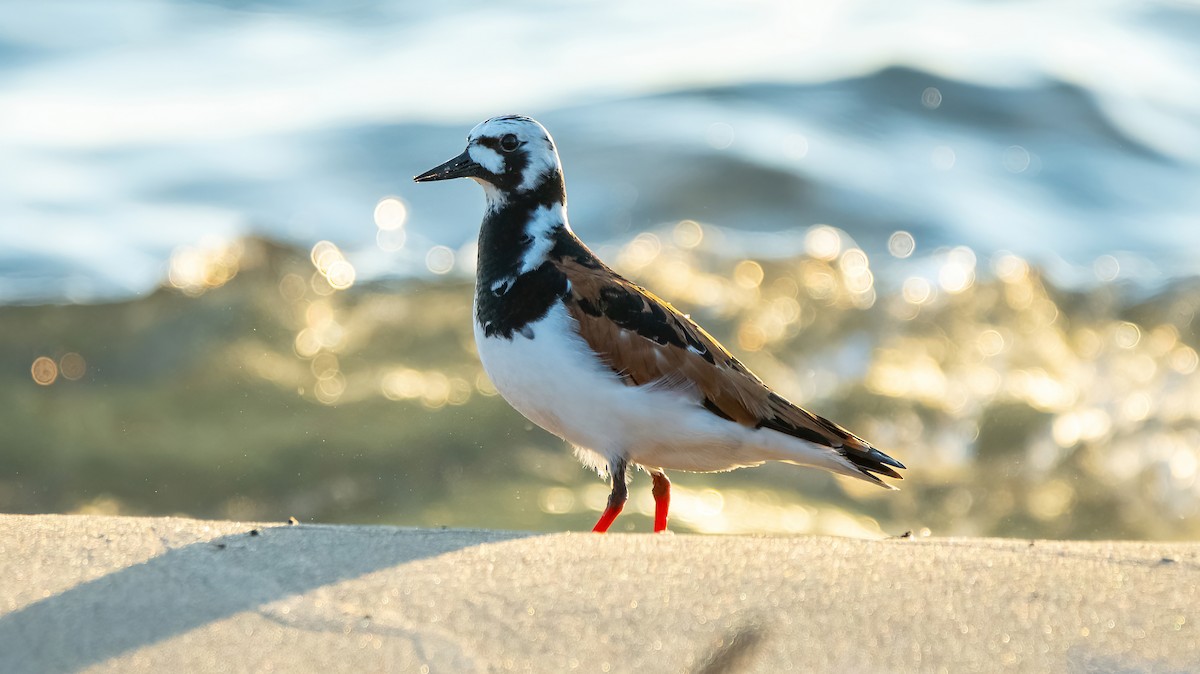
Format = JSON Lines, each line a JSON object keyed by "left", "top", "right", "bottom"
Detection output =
{"left": 651, "top": 471, "right": 671, "bottom": 533}
{"left": 592, "top": 459, "right": 628, "bottom": 533}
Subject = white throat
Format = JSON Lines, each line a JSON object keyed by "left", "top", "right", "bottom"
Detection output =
{"left": 473, "top": 178, "right": 508, "bottom": 211}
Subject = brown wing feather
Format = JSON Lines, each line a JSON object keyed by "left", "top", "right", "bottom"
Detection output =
{"left": 553, "top": 255, "right": 902, "bottom": 481}
{"left": 557, "top": 256, "right": 760, "bottom": 424}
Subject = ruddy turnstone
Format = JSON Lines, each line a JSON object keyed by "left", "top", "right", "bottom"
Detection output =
{"left": 414, "top": 115, "right": 904, "bottom": 533}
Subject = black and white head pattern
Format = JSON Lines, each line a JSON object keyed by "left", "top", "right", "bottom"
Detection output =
{"left": 465, "top": 115, "right": 563, "bottom": 206}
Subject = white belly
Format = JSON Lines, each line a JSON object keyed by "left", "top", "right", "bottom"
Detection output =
{"left": 473, "top": 301, "right": 784, "bottom": 475}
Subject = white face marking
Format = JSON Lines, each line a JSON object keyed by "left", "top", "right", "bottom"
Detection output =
{"left": 466, "top": 116, "right": 563, "bottom": 194}
{"left": 467, "top": 145, "right": 504, "bottom": 174}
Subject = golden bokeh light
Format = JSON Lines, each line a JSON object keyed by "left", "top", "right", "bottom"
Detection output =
{"left": 902, "top": 277, "right": 933, "bottom": 304}
{"left": 380, "top": 367, "right": 472, "bottom": 409}
{"left": 977, "top": 330, "right": 1005, "bottom": 357}
{"left": 59, "top": 352, "right": 86, "bottom": 380}
{"left": 310, "top": 241, "right": 356, "bottom": 291}
{"left": 1169, "top": 345, "right": 1199, "bottom": 374}
{"left": 733, "top": 260, "right": 764, "bottom": 289}
{"left": 1009, "top": 368, "right": 1076, "bottom": 412}
{"left": 447, "top": 377, "right": 473, "bottom": 406}
{"left": 295, "top": 298, "right": 347, "bottom": 355}
{"left": 382, "top": 368, "right": 425, "bottom": 400}
{"left": 325, "top": 259, "right": 356, "bottom": 290}
{"left": 939, "top": 246, "right": 976, "bottom": 294}
{"left": 306, "top": 273, "right": 330, "bottom": 297}
{"left": 804, "top": 225, "right": 841, "bottom": 261}
{"left": 1120, "top": 392, "right": 1152, "bottom": 424}
{"left": 1004, "top": 280, "right": 1033, "bottom": 310}
{"left": 840, "top": 248, "right": 869, "bottom": 275}
{"left": 314, "top": 372, "right": 346, "bottom": 404}
{"left": 317, "top": 323, "right": 346, "bottom": 351}
{"left": 672, "top": 220, "right": 704, "bottom": 248}
{"left": 1028, "top": 480, "right": 1075, "bottom": 521}
{"left": 293, "top": 329, "right": 322, "bottom": 358}
{"left": 801, "top": 261, "right": 837, "bottom": 301}
{"left": 538, "top": 487, "right": 577, "bottom": 514}
{"left": 772, "top": 276, "right": 800, "bottom": 298}
{"left": 278, "top": 273, "right": 307, "bottom": 302}
{"left": 1114, "top": 322, "right": 1141, "bottom": 349}
{"left": 1146, "top": 324, "right": 1179, "bottom": 356}
{"left": 840, "top": 249, "right": 874, "bottom": 298}
{"left": 993, "top": 253, "right": 1029, "bottom": 283}
{"left": 1052, "top": 409, "right": 1112, "bottom": 448}
{"left": 310, "top": 240, "right": 341, "bottom": 271}
{"left": 310, "top": 352, "right": 339, "bottom": 379}
{"left": 31, "top": 356, "right": 57, "bottom": 386}
{"left": 373, "top": 197, "right": 408, "bottom": 231}
{"left": 770, "top": 296, "right": 801, "bottom": 324}
{"left": 421, "top": 371, "right": 451, "bottom": 409}
{"left": 878, "top": 354, "right": 947, "bottom": 404}
{"left": 475, "top": 372, "right": 498, "bottom": 396}
{"left": 1170, "top": 448, "right": 1198, "bottom": 484}
{"left": 737, "top": 323, "right": 766, "bottom": 351}
{"left": 617, "top": 233, "right": 661, "bottom": 270}
{"left": 168, "top": 239, "right": 243, "bottom": 296}
{"left": 306, "top": 300, "right": 334, "bottom": 327}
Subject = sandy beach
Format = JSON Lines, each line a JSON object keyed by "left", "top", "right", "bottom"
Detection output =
{"left": 1, "top": 514, "right": 1197, "bottom": 672}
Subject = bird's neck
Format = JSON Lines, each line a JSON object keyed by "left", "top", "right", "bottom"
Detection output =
{"left": 476, "top": 175, "right": 569, "bottom": 292}
{"left": 473, "top": 175, "right": 578, "bottom": 339}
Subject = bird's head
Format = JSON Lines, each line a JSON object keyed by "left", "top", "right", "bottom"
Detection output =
{"left": 414, "top": 115, "right": 564, "bottom": 206}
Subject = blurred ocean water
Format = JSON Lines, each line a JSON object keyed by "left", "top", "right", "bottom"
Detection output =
{"left": 1, "top": 0, "right": 1198, "bottom": 302}
{"left": 3, "top": 1, "right": 1200, "bottom": 539}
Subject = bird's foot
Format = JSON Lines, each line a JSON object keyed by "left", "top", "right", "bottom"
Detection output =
{"left": 651, "top": 471, "right": 671, "bottom": 533}
{"left": 592, "top": 458, "right": 628, "bottom": 533}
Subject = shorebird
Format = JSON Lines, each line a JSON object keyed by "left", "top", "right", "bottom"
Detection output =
{"left": 414, "top": 115, "right": 904, "bottom": 533}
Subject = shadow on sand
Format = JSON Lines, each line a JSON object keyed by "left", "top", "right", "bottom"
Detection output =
{"left": 0, "top": 523, "right": 533, "bottom": 673}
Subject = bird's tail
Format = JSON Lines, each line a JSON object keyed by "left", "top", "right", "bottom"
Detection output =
{"left": 838, "top": 444, "right": 906, "bottom": 489}
{"left": 755, "top": 392, "right": 906, "bottom": 489}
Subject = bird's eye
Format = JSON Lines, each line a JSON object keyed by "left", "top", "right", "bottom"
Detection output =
{"left": 499, "top": 134, "right": 520, "bottom": 153}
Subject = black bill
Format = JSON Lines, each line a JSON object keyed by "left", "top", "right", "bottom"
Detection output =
{"left": 413, "top": 151, "right": 482, "bottom": 182}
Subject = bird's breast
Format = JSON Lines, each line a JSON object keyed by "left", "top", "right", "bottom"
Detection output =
{"left": 473, "top": 300, "right": 624, "bottom": 444}
{"left": 474, "top": 261, "right": 567, "bottom": 340}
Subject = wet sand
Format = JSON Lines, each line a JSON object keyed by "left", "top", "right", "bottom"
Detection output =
{"left": 1, "top": 514, "right": 1197, "bottom": 673}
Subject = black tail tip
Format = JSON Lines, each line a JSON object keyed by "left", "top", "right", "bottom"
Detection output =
{"left": 844, "top": 447, "right": 906, "bottom": 481}
{"left": 874, "top": 449, "right": 906, "bottom": 470}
